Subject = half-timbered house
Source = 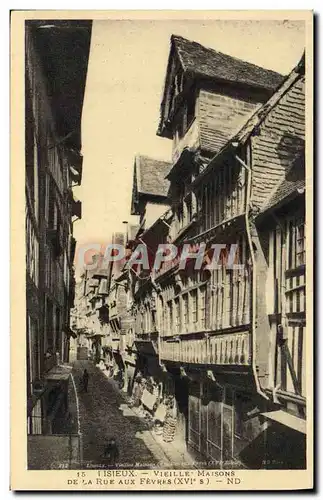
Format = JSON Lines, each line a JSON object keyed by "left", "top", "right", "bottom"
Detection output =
{"left": 151, "top": 36, "right": 305, "bottom": 468}
{"left": 25, "top": 20, "right": 91, "bottom": 467}
{"left": 131, "top": 154, "right": 172, "bottom": 230}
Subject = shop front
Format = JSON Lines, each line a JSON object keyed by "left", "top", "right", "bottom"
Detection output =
{"left": 187, "top": 373, "right": 268, "bottom": 469}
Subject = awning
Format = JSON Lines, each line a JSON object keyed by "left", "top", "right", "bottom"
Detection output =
{"left": 261, "top": 410, "right": 306, "bottom": 435}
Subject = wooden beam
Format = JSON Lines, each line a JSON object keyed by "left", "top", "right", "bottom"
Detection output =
{"left": 280, "top": 340, "right": 301, "bottom": 395}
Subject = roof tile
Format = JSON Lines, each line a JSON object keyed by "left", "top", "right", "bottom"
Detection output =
{"left": 136, "top": 155, "right": 171, "bottom": 197}
{"left": 172, "top": 35, "right": 284, "bottom": 91}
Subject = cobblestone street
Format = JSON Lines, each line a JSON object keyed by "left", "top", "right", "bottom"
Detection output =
{"left": 72, "top": 361, "right": 186, "bottom": 469}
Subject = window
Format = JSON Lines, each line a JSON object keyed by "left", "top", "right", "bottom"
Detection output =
{"left": 55, "top": 307, "right": 61, "bottom": 353}
{"left": 200, "top": 285, "right": 207, "bottom": 328}
{"left": 228, "top": 269, "right": 234, "bottom": 325}
{"left": 25, "top": 72, "right": 38, "bottom": 216}
{"left": 191, "top": 289, "right": 198, "bottom": 324}
{"left": 27, "top": 315, "right": 39, "bottom": 388}
{"left": 167, "top": 301, "right": 173, "bottom": 333}
{"left": 140, "top": 310, "right": 144, "bottom": 333}
{"left": 48, "top": 179, "right": 57, "bottom": 229}
{"left": 183, "top": 293, "right": 189, "bottom": 329}
{"left": 177, "top": 118, "right": 184, "bottom": 140}
{"left": 183, "top": 194, "right": 192, "bottom": 227}
{"left": 176, "top": 204, "right": 183, "bottom": 232}
{"left": 175, "top": 71, "right": 182, "bottom": 94}
{"left": 186, "top": 93, "right": 195, "bottom": 129}
{"left": 175, "top": 298, "right": 181, "bottom": 333}
{"left": 191, "top": 191, "right": 197, "bottom": 216}
{"left": 288, "top": 216, "right": 305, "bottom": 269}
{"left": 181, "top": 90, "right": 196, "bottom": 135}
{"left": 46, "top": 298, "right": 54, "bottom": 353}
{"left": 26, "top": 211, "right": 39, "bottom": 286}
{"left": 30, "top": 399, "right": 42, "bottom": 435}
{"left": 296, "top": 220, "right": 305, "bottom": 266}
{"left": 158, "top": 297, "right": 164, "bottom": 333}
{"left": 142, "top": 305, "right": 147, "bottom": 333}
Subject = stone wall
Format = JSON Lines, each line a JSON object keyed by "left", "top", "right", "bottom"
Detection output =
{"left": 27, "top": 434, "right": 81, "bottom": 470}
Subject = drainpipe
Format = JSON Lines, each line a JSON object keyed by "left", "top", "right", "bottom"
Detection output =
{"left": 233, "top": 145, "right": 269, "bottom": 401}
{"left": 271, "top": 212, "right": 287, "bottom": 403}
{"left": 272, "top": 213, "right": 287, "bottom": 331}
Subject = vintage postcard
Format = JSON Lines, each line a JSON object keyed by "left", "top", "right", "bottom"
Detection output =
{"left": 11, "top": 10, "right": 313, "bottom": 491}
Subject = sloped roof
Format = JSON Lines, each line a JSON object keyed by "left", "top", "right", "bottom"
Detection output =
{"left": 135, "top": 155, "right": 171, "bottom": 197}
{"left": 266, "top": 178, "right": 305, "bottom": 211}
{"left": 241, "top": 56, "right": 305, "bottom": 210}
{"left": 263, "top": 157, "right": 305, "bottom": 212}
{"left": 158, "top": 35, "right": 285, "bottom": 138}
{"left": 200, "top": 53, "right": 305, "bottom": 211}
{"left": 235, "top": 52, "right": 305, "bottom": 145}
{"left": 192, "top": 52, "right": 305, "bottom": 212}
{"left": 172, "top": 35, "right": 284, "bottom": 92}
{"left": 29, "top": 20, "right": 92, "bottom": 151}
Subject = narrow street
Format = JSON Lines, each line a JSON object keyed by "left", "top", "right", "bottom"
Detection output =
{"left": 72, "top": 361, "right": 179, "bottom": 469}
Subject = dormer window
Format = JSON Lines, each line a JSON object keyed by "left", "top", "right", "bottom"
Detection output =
{"left": 175, "top": 71, "right": 182, "bottom": 94}
{"left": 186, "top": 92, "right": 195, "bottom": 129}
{"left": 173, "top": 89, "right": 196, "bottom": 143}
{"left": 173, "top": 181, "right": 197, "bottom": 236}
{"left": 176, "top": 119, "right": 184, "bottom": 141}
{"left": 183, "top": 194, "right": 192, "bottom": 227}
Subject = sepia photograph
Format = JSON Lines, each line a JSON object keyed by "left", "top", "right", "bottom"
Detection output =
{"left": 11, "top": 10, "right": 313, "bottom": 490}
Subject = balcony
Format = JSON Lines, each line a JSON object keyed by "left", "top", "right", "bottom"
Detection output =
{"left": 135, "top": 330, "right": 158, "bottom": 343}
{"left": 160, "top": 330, "right": 251, "bottom": 367}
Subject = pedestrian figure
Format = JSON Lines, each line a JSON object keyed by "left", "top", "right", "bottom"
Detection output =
{"left": 102, "top": 438, "right": 119, "bottom": 467}
{"left": 82, "top": 368, "right": 89, "bottom": 392}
